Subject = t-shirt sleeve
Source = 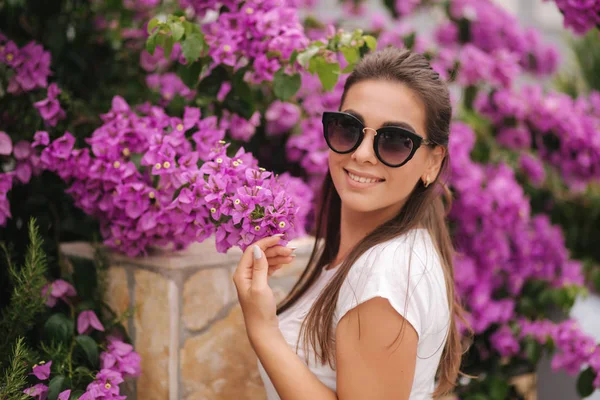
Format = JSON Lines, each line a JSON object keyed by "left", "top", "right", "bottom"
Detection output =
{"left": 334, "top": 233, "right": 442, "bottom": 339}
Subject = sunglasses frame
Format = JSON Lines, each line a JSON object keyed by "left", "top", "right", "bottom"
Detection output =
{"left": 322, "top": 111, "right": 434, "bottom": 168}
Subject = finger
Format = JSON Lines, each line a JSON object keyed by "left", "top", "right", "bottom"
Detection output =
{"left": 251, "top": 245, "right": 269, "bottom": 290}
{"left": 234, "top": 236, "right": 281, "bottom": 279}
{"left": 264, "top": 245, "right": 294, "bottom": 259}
{"left": 266, "top": 256, "right": 296, "bottom": 266}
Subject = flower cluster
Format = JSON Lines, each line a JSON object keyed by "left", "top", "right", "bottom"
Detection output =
{"left": 0, "top": 32, "right": 52, "bottom": 94}
{"left": 449, "top": 122, "right": 584, "bottom": 333}
{"left": 187, "top": 141, "right": 303, "bottom": 252}
{"left": 431, "top": 44, "right": 522, "bottom": 88}
{"left": 37, "top": 96, "right": 309, "bottom": 255}
{"left": 24, "top": 279, "right": 141, "bottom": 400}
{"left": 519, "top": 319, "right": 600, "bottom": 387}
{"left": 200, "top": 0, "right": 309, "bottom": 83}
{"left": 550, "top": 0, "right": 600, "bottom": 35}
{"left": 286, "top": 72, "right": 344, "bottom": 184}
{"left": 33, "top": 83, "right": 66, "bottom": 127}
{"left": 437, "top": 0, "right": 559, "bottom": 76}
{"left": 146, "top": 72, "right": 195, "bottom": 105}
{"left": 0, "top": 131, "right": 47, "bottom": 225}
{"left": 475, "top": 85, "right": 600, "bottom": 188}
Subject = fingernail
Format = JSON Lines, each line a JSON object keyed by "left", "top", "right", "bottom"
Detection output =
{"left": 253, "top": 245, "right": 262, "bottom": 260}
{"left": 290, "top": 253, "right": 297, "bottom": 258}
{"left": 288, "top": 246, "right": 297, "bottom": 250}
{"left": 273, "top": 233, "right": 284, "bottom": 237}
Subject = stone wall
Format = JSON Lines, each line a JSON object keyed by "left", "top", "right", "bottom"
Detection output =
{"left": 60, "top": 236, "right": 314, "bottom": 400}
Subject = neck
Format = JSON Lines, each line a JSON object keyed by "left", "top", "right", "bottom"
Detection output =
{"left": 333, "top": 201, "right": 403, "bottom": 267}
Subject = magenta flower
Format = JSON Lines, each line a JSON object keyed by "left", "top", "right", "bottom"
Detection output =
{"left": 23, "top": 383, "right": 48, "bottom": 400}
{"left": 34, "top": 83, "right": 66, "bottom": 127}
{"left": 42, "top": 279, "right": 76, "bottom": 307}
{"left": 77, "top": 310, "right": 105, "bottom": 335}
{"left": 0, "top": 131, "right": 13, "bottom": 155}
{"left": 100, "top": 337, "right": 142, "bottom": 378}
{"left": 31, "top": 360, "right": 52, "bottom": 380}
{"left": 58, "top": 389, "right": 71, "bottom": 400}
{"left": 32, "top": 131, "right": 50, "bottom": 148}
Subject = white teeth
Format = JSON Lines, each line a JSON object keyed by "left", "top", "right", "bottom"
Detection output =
{"left": 347, "top": 171, "right": 381, "bottom": 184}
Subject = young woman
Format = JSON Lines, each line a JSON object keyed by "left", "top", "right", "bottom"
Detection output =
{"left": 233, "top": 47, "right": 464, "bottom": 399}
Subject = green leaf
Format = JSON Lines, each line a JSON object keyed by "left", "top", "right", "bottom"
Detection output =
{"left": 489, "top": 376, "right": 509, "bottom": 400}
{"left": 524, "top": 338, "right": 541, "bottom": 363}
{"left": 146, "top": 32, "right": 158, "bottom": 55}
{"left": 577, "top": 367, "right": 596, "bottom": 398}
{"left": 44, "top": 313, "right": 73, "bottom": 344}
{"left": 591, "top": 268, "right": 600, "bottom": 293}
{"left": 363, "top": 35, "right": 377, "bottom": 51}
{"left": 183, "top": 20, "right": 199, "bottom": 35}
{"left": 170, "top": 22, "right": 185, "bottom": 42}
{"left": 178, "top": 61, "right": 203, "bottom": 88}
{"left": 48, "top": 375, "right": 68, "bottom": 400}
{"left": 181, "top": 33, "right": 204, "bottom": 63}
{"left": 75, "top": 335, "right": 99, "bottom": 369}
{"left": 341, "top": 63, "right": 355, "bottom": 74}
{"left": 70, "top": 390, "right": 85, "bottom": 400}
{"left": 273, "top": 69, "right": 301, "bottom": 100}
{"left": 314, "top": 57, "right": 341, "bottom": 91}
{"left": 340, "top": 46, "right": 359, "bottom": 65}
{"left": 297, "top": 45, "right": 320, "bottom": 69}
{"left": 147, "top": 18, "right": 160, "bottom": 34}
{"left": 72, "top": 257, "right": 97, "bottom": 300}
{"left": 163, "top": 36, "right": 175, "bottom": 59}
{"left": 289, "top": 50, "right": 299, "bottom": 65}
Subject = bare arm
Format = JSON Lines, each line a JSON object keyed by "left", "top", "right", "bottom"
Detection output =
{"left": 253, "top": 296, "right": 418, "bottom": 400}
{"left": 336, "top": 297, "right": 419, "bottom": 400}
{"left": 250, "top": 328, "right": 338, "bottom": 400}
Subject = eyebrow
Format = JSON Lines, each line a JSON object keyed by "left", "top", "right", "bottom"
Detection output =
{"left": 342, "top": 109, "right": 418, "bottom": 134}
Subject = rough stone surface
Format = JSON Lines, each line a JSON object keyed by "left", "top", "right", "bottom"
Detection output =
{"left": 134, "top": 269, "right": 171, "bottom": 400}
{"left": 181, "top": 305, "right": 267, "bottom": 400}
{"left": 103, "top": 266, "right": 130, "bottom": 333}
{"left": 183, "top": 268, "right": 237, "bottom": 331}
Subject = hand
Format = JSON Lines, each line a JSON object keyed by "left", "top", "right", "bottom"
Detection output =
{"left": 233, "top": 235, "right": 294, "bottom": 341}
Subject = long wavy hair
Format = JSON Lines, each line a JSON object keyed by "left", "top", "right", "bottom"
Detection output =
{"left": 276, "top": 47, "right": 467, "bottom": 397}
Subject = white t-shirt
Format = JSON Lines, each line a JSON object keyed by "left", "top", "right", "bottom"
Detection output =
{"left": 258, "top": 229, "right": 450, "bottom": 399}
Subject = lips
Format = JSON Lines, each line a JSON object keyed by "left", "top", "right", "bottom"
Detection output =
{"left": 344, "top": 168, "right": 385, "bottom": 186}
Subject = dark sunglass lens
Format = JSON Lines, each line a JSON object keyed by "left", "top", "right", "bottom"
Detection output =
{"left": 377, "top": 128, "right": 414, "bottom": 166}
{"left": 326, "top": 115, "right": 361, "bottom": 152}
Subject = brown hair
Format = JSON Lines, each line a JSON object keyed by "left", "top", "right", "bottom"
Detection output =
{"left": 277, "top": 47, "right": 467, "bottom": 397}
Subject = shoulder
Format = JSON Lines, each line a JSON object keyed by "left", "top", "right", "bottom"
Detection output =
{"left": 335, "top": 229, "right": 448, "bottom": 338}
{"left": 350, "top": 228, "right": 439, "bottom": 279}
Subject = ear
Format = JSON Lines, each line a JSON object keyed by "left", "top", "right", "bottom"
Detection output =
{"left": 422, "top": 146, "right": 446, "bottom": 183}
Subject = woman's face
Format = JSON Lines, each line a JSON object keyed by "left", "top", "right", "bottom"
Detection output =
{"left": 328, "top": 79, "right": 445, "bottom": 217}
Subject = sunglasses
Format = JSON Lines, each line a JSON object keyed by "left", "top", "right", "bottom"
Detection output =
{"left": 322, "top": 111, "right": 434, "bottom": 168}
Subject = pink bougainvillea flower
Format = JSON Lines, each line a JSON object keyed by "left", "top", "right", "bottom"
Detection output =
{"left": 0, "top": 131, "right": 13, "bottom": 155}
{"left": 58, "top": 389, "right": 71, "bottom": 400}
{"left": 77, "top": 310, "right": 105, "bottom": 335}
{"left": 41, "top": 279, "right": 76, "bottom": 307}
{"left": 23, "top": 383, "right": 48, "bottom": 399}
{"left": 31, "top": 360, "right": 52, "bottom": 380}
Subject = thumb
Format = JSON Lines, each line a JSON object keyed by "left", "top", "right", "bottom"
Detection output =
{"left": 251, "top": 245, "right": 269, "bottom": 290}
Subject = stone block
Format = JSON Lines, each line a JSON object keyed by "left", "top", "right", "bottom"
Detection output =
{"left": 134, "top": 269, "right": 174, "bottom": 400}
{"left": 183, "top": 268, "right": 237, "bottom": 331}
{"left": 181, "top": 305, "right": 267, "bottom": 400}
{"left": 103, "top": 266, "right": 130, "bottom": 333}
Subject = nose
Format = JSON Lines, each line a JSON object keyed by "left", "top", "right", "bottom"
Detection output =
{"left": 351, "top": 128, "right": 378, "bottom": 165}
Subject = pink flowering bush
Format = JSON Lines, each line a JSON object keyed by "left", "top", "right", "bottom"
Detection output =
{"left": 0, "top": 220, "right": 140, "bottom": 400}
{"left": 2, "top": 0, "right": 600, "bottom": 398}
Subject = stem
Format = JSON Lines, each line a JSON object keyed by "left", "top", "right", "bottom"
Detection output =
{"left": 66, "top": 302, "right": 76, "bottom": 378}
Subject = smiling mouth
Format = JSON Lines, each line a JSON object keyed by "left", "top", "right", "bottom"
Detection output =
{"left": 344, "top": 169, "right": 385, "bottom": 184}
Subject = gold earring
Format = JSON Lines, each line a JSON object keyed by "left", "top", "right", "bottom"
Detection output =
{"left": 424, "top": 177, "right": 431, "bottom": 188}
